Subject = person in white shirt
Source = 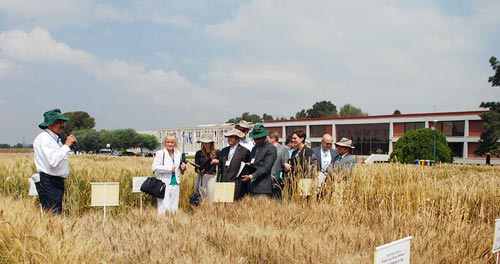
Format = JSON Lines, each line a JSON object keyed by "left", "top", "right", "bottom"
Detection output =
{"left": 235, "top": 120, "right": 254, "bottom": 151}
{"left": 33, "top": 109, "right": 78, "bottom": 214}
{"left": 152, "top": 133, "right": 187, "bottom": 215}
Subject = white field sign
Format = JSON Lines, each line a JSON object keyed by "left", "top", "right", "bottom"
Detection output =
{"left": 492, "top": 218, "right": 500, "bottom": 253}
{"left": 213, "top": 182, "right": 235, "bottom": 203}
{"left": 90, "top": 182, "right": 120, "bottom": 221}
{"left": 132, "top": 177, "right": 148, "bottom": 193}
{"left": 374, "top": 236, "right": 412, "bottom": 264}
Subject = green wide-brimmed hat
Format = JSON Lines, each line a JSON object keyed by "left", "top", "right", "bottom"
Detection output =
{"left": 38, "top": 109, "right": 70, "bottom": 129}
{"left": 249, "top": 124, "right": 269, "bottom": 139}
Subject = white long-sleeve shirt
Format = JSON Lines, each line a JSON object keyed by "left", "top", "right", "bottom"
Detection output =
{"left": 33, "top": 129, "right": 71, "bottom": 178}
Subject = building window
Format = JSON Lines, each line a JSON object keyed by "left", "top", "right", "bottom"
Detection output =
{"left": 285, "top": 126, "right": 306, "bottom": 137}
{"left": 311, "top": 142, "right": 321, "bottom": 149}
{"left": 448, "top": 142, "right": 464, "bottom": 158}
{"left": 310, "top": 125, "right": 328, "bottom": 138}
{"left": 440, "top": 121, "right": 464, "bottom": 136}
{"left": 404, "top": 122, "right": 424, "bottom": 133}
{"left": 336, "top": 123, "right": 389, "bottom": 155}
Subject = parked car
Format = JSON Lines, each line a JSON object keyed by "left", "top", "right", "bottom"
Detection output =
{"left": 98, "top": 148, "right": 112, "bottom": 155}
{"left": 120, "top": 151, "right": 137, "bottom": 157}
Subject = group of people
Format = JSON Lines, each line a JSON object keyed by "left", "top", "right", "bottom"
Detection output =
{"left": 155, "top": 120, "right": 358, "bottom": 214}
{"left": 33, "top": 109, "right": 358, "bottom": 216}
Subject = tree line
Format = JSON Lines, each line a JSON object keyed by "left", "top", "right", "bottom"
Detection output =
{"left": 58, "top": 112, "right": 159, "bottom": 153}
{"left": 227, "top": 101, "right": 368, "bottom": 124}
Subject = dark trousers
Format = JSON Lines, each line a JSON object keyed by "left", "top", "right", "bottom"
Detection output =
{"left": 271, "top": 178, "right": 284, "bottom": 200}
{"left": 35, "top": 172, "right": 65, "bottom": 214}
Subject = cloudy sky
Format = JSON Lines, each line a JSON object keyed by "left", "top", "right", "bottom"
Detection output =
{"left": 1, "top": 0, "right": 499, "bottom": 145}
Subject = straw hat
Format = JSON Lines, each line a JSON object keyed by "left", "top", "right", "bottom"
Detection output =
{"left": 224, "top": 128, "right": 245, "bottom": 138}
{"left": 197, "top": 133, "right": 214, "bottom": 143}
{"left": 235, "top": 120, "right": 253, "bottom": 130}
{"left": 334, "top": 137, "right": 355, "bottom": 149}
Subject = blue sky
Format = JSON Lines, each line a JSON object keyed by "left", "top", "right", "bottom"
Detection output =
{"left": 1, "top": 0, "right": 499, "bottom": 144}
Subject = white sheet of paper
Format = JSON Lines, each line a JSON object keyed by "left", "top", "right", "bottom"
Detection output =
{"left": 28, "top": 178, "right": 38, "bottom": 196}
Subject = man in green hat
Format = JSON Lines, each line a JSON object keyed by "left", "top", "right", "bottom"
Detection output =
{"left": 33, "top": 109, "right": 78, "bottom": 214}
{"left": 240, "top": 124, "right": 277, "bottom": 197}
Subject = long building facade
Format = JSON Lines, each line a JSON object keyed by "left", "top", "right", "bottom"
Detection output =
{"left": 150, "top": 110, "right": 497, "bottom": 164}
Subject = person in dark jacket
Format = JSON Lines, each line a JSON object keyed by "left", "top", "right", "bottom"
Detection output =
{"left": 219, "top": 128, "right": 251, "bottom": 200}
{"left": 240, "top": 124, "right": 277, "bottom": 198}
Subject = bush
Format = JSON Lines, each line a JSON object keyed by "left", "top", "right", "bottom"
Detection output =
{"left": 391, "top": 128, "right": 453, "bottom": 163}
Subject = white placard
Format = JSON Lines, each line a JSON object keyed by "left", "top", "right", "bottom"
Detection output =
{"left": 28, "top": 178, "right": 38, "bottom": 196}
{"left": 132, "top": 177, "right": 148, "bottom": 193}
{"left": 492, "top": 219, "right": 500, "bottom": 253}
{"left": 213, "top": 182, "right": 235, "bottom": 203}
{"left": 90, "top": 182, "right": 120, "bottom": 206}
{"left": 298, "top": 178, "right": 312, "bottom": 196}
{"left": 374, "top": 236, "right": 412, "bottom": 264}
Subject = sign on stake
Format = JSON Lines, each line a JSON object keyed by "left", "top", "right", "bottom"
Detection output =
{"left": 90, "top": 182, "right": 120, "bottom": 221}
{"left": 132, "top": 176, "right": 148, "bottom": 212}
{"left": 213, "top": 182, "right": 235, "bottom": 203}
{"left": 374, "top": 236, "right": 412, "bottom": 264}
{"left": 492, "top": 218, "right": 500, "bottom": 263}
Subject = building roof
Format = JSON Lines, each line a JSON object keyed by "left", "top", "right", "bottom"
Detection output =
{"left": 263, "top": 110, "right": 486, "bottom": 124}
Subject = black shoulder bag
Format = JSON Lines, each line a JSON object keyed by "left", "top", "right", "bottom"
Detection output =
{"left": 141, "top": 151, "right": 166, "bottom": 199}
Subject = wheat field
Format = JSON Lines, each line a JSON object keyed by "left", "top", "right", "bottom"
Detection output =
{"left": 0, "top": 153, "right": 499, "bottom": 263}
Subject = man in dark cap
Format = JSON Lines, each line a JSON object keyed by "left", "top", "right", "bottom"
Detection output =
{"left": 240, "top": 124, "right": 277, "bottom": 197}
{"left": 33, "top": 109, "right": 78, "bottom": 214}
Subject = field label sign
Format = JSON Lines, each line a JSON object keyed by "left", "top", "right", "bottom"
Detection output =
{"left": 132, "top": 177, "right": 148, "bottom": 193}
{"left": 90, "top": 182, "right": 120, "bottom": 207}
{"left": 374, "top": 236, "right": 412, "bottom": 264}
{"left": 492, "top": 218, "right": 500, "bottom": 253}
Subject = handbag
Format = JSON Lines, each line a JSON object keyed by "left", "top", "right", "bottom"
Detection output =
{"left": 189, "top": 173, "right": 206, "bottom": 206}
{"left": 142, "top": 151, "right": 167, "bottom": 199}
{"left": 141, "top": 177, "right": 166, "bottom": 199}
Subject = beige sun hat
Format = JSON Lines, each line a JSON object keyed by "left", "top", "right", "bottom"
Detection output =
{"left": 334, "top": 137, "right": 355, "bottom": 149}
{"left": 197, "top": 133, "right": 214, "bottom": 143}
{"left": 235, "top": 120, "right": 253, "bottom": 130}
{"left": 224, "top": 128, "right": 245, "bottom": 138}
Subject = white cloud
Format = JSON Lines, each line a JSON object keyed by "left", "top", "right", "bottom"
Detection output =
{"left": 0, "top": 28, "right": 96, "bottom": 66}
{"left": 203, "top": 0, "right": 500, "bottom": 115}
{"left": 0, "top": 27, "right": 202, "bottom": 107}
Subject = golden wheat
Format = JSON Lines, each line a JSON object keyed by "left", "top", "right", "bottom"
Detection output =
{"left": 0, "top": 153, "right": 499, "bottom": 263}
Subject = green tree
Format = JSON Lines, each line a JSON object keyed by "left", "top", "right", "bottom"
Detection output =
{"left": 227, "top": 112, "right": 262, "bottom": 124}
{"left": 393, "top": 109, "right": 402, "bottom": 115}
{"left": 99, "top": 130, "right": 116, "bottom": 149}
{"left": 262, "top": 113, "right": 274, "bottom": 121}
{"left": 295, "top": 109, "right": 307, "bottom": 119}
{"left": 339, "top": 104, "right": 368, "bottom": 117}
{"left": 137, "top": 134, "right": 159, "bottom": 153}
{"left": 63, "top": 111, "right": 96, "bottom": 133}
{"left": 476, "top": 56, "right": 500, "bottom": 156}
{"left": 488, "top": 56, "right": 500, "bottom": 86}
{"left": 306, "top": 101, "right": 337, "bottom": 118}
{"left": 73, "top": 130, "right": 101, "bottom": 152}
{"left": 114, "top": 129, "right": 140, "bottom": 150}
{"left": 390, "top": 128, "right": 453, "bottom": 163}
